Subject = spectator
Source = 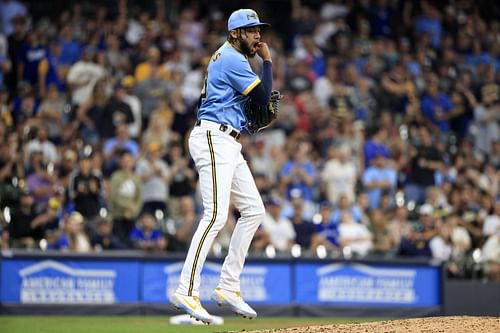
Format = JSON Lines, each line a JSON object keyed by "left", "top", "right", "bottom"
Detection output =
{"left": 363, "top": 128, "right": 390, "bottom": 168}
{"left": 73, "top": 80, "right": 108, "bottom": 145}
{"left": 280, "top": 141, "right": 317, "bottom": 202}
{"left": 261, "top": 197, "right": 296, "bottom": 252}
{"left": 38, "top": 41, "right": 66, "bottom": 96}
{"left": 167, "top": 196, "right": 198, "bottom": 252}
{"left": 68, "top": 150, "right": 104, "bottom": 233}
{"left": 444, "top": 214, "right": 472, "bottom": 278}
{"left": 109, "top": 149, "right": 142, "bottom": 245}
{"left": 104, "top": 34, "right": 130, "bottom": 78}
{"left": 0, "top": 44, "right": 11, "bottom": 91}
{"left": 362, "top": 154, "right": 397, "bottom": 210}
{"left": 0, "top": 1, "right": 27, "bottom": 36}
{"left": 338, "top": 211, "right": 373, "bottom": 257}
{"left": 368, "top": 0, "right": 395, "bottom": 38}
{"left": 369, "top": 208, "right": 397, "bottom": 255}
{"left": 25, "top": 125, "right": 59, "bottom": 164}
{"left": 141, "top": 110, "right": 173, "bottom": 153}
{"left": 321, "top": 145, "right": 357, "bottom": 205}
{"left": 102, "top": 122, "right": 139, "bottom": 176}
{"left": 388, "top": 206, "right": 411, "bottom": 248}
{"left": 380, "top": 62, "right": 419, "bottom": 114}
{"left": 289, "top": 195, "right": 316, "bottom": 250}
{"left": 481, "top": 231, "right": 500, "bottom": 282}
{"left": 249, "top": 138, "right": 278, "bottom": 184}
{"left": 36, "top": 85, "right": 65, "bottom": 142}
{"left": 313, "top": 57, "right": 341, "bottom": 107}
{"left": 405, "top": 126, "right": 443, "bottom": 204}
{"left": 0, "top": 131, "right": 24, "bottom": 209}
{"left": 129, "top": 213, "right": 167, "bottom": 251}
{"left": 421, "top": 74, "right": 454, "bottom": 135}
{"left": 310, "top": 202, "right": 339, "bottom": 251}
{"left": 293, "top": 34, "right": 326, "bottom": 78}
{"left": 331, "top": 193, "right": 364, "bottom": 225}
{"left": 133, "top": 67, "right": 172, "bottom": 127}
{"left": 120, "top": 76, "right": 142, "bottom": 139}
{"left": 57, "top": 24, "right": 81, "bottom": 66}
{"left": 165, "top": 141, "right": 196, "bottom": 218}
{"left": 91, "top": 217, "right": 126, "bottom": 250}
{"left": 414, "top": 3, "right": 443, "bottom": 49}
{"left": 397, "top": 205, "right": 434, "bottom": 257}
{"left": 8, "top": 190, "right": 40, "bottom": 248}
{"left": 136, "top": 142, "right": 171, "bottom": 215}
{"left": 473, "top": 87, "right": 500, "bottom": 155}
{"left": 134, "top": 46, "right": 170, "bottom": 82}
{"left": 429, "top": 219, "right": 453, "bottom": 262}
{"left": 97, "top": 83, "right": 135, "bottom": 140}
{"left": 18, "top": 31, "right": 47, "bottom": 91}
{"left": 483, "top": 200, "right": 500, "bottom": 238}
{"left": 5, "top": 15, "right": 27, "bottom": 95}
{"left": 25, "top": 150, "right": 60, "bottom": 212}
{"left": 49, "top": 211, "right": 91, "bottom": 252}
{"left": 66, "top": 46, "right": 106, "bottom": 107}
{"left": 57, "top": 149, "right": 78, "bottom": 189}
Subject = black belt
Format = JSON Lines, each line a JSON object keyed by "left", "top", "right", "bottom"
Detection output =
{"left": 195, "top": 120, "right": 241, "bottom": 140}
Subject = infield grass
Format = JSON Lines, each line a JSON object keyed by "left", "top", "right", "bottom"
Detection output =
{"left": 0, "top": 316, "right": 383, "bottom": 333}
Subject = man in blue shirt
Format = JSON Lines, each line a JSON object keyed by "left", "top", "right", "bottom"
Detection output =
{"left": 362, "top": 153, "right": 397, "bottom": 210}
{"left": 171, "top": 9, "right": 274, "bottom": 324}
{"left": 280, "top": 141, "right": 317, "bottom": 202}
{"left": 421, "top": 75, "right": 454, "bottom": 134}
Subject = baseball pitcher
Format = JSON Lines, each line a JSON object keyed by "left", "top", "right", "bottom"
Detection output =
{"left": 170, "top": 8, "right": 281, "bottom": 324}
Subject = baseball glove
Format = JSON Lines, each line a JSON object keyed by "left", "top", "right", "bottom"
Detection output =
{"left": 245, "top": 90, "right": 282, "bottom": 135}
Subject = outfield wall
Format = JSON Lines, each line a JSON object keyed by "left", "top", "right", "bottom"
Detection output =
{"left": 0, "top": 250, "right": 462, "bottom": 317}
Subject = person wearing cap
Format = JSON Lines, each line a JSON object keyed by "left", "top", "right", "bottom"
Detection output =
{"left": 170, "top": 8, "right": 273, "bottom": 323}
{"left": 397, "top": 204, "right": 434, "bottom": 258}
{"left": 119, "top": 75, "right": 142, "bottom": 140}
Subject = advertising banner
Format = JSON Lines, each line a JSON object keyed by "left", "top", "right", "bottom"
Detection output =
{"left": 143, "top": 261, "right": 292, "bottom": 304}
{"left": 295, "top": 262, "right": 441, "bottom": 306}
{"left": 0, "top": 259, "right": 140, "bottom": 303}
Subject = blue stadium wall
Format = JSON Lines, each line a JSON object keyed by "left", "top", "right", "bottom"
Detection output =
{"left": 0, "top": 250, "right": 497, "bottom": 317}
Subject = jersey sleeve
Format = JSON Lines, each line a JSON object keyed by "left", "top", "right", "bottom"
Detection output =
{"left": 223, "top": 54, "right": 261, "bottom": 95}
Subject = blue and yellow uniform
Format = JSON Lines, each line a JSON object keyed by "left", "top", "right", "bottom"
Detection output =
{"left": 198, "top": 42, "right": 261, "bottom": 131}
{"left": 171, "top": 8, "right": 272, "bottom": 324}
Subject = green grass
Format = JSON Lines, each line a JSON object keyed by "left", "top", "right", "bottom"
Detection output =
{"left": 0, "top": 316, "right": 382, "bottom": 333}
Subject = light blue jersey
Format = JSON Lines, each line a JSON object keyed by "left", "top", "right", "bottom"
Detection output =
{"left": 197, "top": 42, "right": 261, "bottom": 131}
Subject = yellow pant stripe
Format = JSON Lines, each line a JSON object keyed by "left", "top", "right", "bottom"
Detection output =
{"left": 188, "top": 130, "right": 217, "bottom": 296}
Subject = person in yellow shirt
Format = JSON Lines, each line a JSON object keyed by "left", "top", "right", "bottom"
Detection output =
{"left": 134, "top": 46, "right": 170, "bottom": 82}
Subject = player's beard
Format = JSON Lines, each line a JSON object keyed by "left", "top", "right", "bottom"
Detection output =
{"left": 238, "top": 37, "right": 257, "bottom": 58}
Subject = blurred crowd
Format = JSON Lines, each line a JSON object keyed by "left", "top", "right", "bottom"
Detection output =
{"left": 0, "top": 0, "right": 498, "bottom": 281}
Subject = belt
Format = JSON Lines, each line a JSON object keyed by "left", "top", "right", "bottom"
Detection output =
{"left": 195, "top": 119, "right": 241, "bottom": 140}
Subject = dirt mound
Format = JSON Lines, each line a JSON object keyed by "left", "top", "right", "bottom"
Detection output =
{"left": 223, "top": 316, "right": 500, "bottom": 333}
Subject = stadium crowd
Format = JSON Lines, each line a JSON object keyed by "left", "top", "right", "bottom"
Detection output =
{"left": 0, "top": 0, "right": 498, "bottom": 281}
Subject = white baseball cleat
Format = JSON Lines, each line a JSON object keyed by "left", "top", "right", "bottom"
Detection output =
{"left": 211, "top": 288, "right": 257, "bottom": 319}
{"left": 170, "top": 292, "right": 213, "bottom": 324}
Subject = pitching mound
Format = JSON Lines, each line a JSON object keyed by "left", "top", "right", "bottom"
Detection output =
{"left": 224, "top": 316, "right": 500, "bottom": 333}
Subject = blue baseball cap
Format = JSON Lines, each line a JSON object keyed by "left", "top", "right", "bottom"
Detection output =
{"left": 228, "top": 9, "right": 270, "bottom": 31}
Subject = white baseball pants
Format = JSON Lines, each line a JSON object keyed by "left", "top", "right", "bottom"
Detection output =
{"left": 176, "top": 120, "right": 265, "bottom": 297}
